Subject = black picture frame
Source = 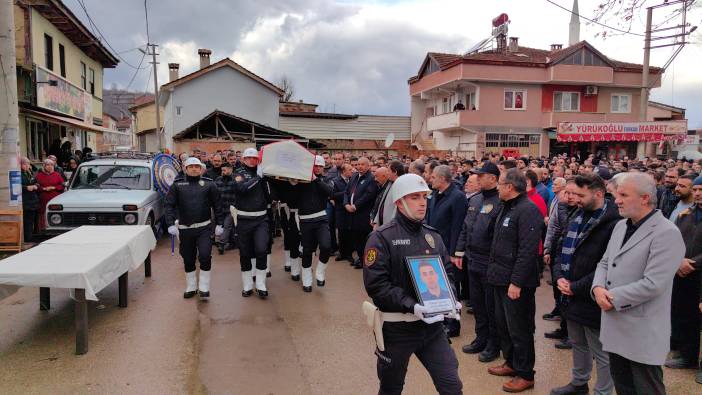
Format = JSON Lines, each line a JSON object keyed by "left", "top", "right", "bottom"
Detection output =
{"left": 404, "top": 255, "right": 456, "bottom": 317}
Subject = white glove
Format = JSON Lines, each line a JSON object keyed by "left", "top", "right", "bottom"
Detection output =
{"left": 215, "top": 225, "right": 224, "bottom": 236}
{"left": 413, "top": 304, "right": 445, "bottom": 324}
{"left": 168, "top": 225, "right": 178, "bottom": 236}
{"left": 447, "top": 301, "right": 462, "bottom": 321}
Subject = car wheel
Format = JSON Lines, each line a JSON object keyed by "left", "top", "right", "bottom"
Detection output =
{"left": 145, "top": 213, "right": 156, "bottom": 236}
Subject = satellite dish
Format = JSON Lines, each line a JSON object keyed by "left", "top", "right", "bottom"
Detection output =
{"left": 384, "top": 133, "right": 395, "bottom": 148}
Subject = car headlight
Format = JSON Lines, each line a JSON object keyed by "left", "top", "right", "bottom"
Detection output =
{"left": 49, "top": 213, "right": 62, "bottom": 225}
{"left": 124, "top": 213, "right": 138, "bottom": 225}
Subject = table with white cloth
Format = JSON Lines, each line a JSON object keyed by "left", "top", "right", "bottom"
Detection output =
{"left": 0, "top": 226, "right": 157, "bottom": 354}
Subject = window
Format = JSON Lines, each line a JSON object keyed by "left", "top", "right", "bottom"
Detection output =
{"left": 504, "top": 89, "right": 526, "bottom": 110}
{"left": 442, "top": 97, "right": 449, "bottom": 114}
{"left": 44, "top": 34, "right": 53, "bottom": 70}
{"left": 466, "top": 92, "right": 477, "bottom": 110}
{"left": 611, "top": 94, "right": 631, "bottom": 113}
{"left": 560, "top": 49, "right": 607, "bottom": 67}
{"left": 80, "top": 62, "right": 86, "bottom": 90}
{"left": 59, "top": 44, "right": 66, "bottom": 77}
{"left": 553, "top": 92, "right": 580, "bottom": 112}
{"left": 89, "top": 68, "right": 95, "bottom": 95}
{"left": 176, "top": 106, "right": 182, "bottom": 116}
{"left": 485, "top": 133, "right": 539, "bottom": 148}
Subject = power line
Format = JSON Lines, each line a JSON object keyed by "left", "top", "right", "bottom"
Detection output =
{"left": 123, "top": 45, "right": 148, "bottom": 92}
{"left": 74, "top": 0, "right": 148, "bottom": 70}
{"left": 544, "top": 0, "right": 646, "bottom": 37}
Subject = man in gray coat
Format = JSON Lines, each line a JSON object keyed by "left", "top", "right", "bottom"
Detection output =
{"left": 591, "top": 172, "right": 685, "bottom": 395}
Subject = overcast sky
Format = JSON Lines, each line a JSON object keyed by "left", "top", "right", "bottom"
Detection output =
{"left": 70, "top": 0, "right": 702, "bottom": 127}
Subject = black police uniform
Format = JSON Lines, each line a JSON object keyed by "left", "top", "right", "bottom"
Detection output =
{"left": 297, "top": 175, "right": 333, "bottom": 272}
{"left": 455, "top": 187, "right": 502, "bottom": 355}
{"left": 271, "top": 179, "right": 302, "bottom": 273}
{"left": 233, "top": 165, "right": 271, "bottom": 272}
{"left": 165, "top": 174, "right": 224, "bottom": 273}
{"left": 363, "top": 212, "right": 462, "bottom": 395}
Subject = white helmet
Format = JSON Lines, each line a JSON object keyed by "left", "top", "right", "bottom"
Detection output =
{"left": 183, "top": 157, "right": 205, "bottom": 168}
{"left": 391, "top": 173, "right": 431, "bottom": 203}
{"left": 243, "top": 148, "right": 258, "bottom": 158}
{"left": 314, "top": 155, "right": 325, "bottom": 166}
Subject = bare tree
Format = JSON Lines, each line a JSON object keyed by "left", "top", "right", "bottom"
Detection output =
{"left": 589, "top": 0, "right": 699, "bottom": 39}
{"left": 278, "top": 75, "right": 295, "bottom": 102}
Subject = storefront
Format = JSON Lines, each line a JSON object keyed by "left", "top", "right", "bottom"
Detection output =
{"left": 555, "top": 121, "right": 688, "bottom": 160}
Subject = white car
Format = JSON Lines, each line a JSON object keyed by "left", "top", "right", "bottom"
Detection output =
{"left": 45, "top": 157, "right": 164, "bottom": 234}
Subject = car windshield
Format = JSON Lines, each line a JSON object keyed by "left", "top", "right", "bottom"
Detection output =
{"left": 71, "top": 165, "right": 150, "bottom": 190}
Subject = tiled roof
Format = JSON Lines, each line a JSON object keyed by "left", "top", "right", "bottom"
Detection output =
{"left": 410, "top": 40, "right": 661, "bottom": 83}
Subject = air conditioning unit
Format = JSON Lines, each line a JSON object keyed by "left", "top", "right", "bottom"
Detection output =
{"left": 585, "top": 86, "right": 599, "bottom": 95}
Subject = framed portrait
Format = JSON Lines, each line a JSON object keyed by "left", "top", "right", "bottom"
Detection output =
{"left": 405, "top": 255, "right": 456, "bottom": 316}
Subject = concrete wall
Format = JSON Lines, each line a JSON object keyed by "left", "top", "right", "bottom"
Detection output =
{"left": 163, "top": 66, "right": 280, "bottom": 151}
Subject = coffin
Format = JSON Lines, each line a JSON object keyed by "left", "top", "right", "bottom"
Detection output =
{"left": 260, "top": 140, "right": 315, "bottom": 182}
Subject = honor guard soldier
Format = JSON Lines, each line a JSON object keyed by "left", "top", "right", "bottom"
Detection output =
{"left": 270, "top": 178, "right": 302, "bottom": 278}
{"left": 165, "top": 157, "right": 224, "bottom": 299}
{"left": 297, "top": 155, "right": 334, "bottom": 292}
{"left": 233, "top": 148, "right": 272, "bottom": 298}
{"left": 363, "top": 173, "right": 463, "bottom": 395}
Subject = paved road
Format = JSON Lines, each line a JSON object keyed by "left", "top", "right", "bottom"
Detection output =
{"left": 0, "top": 238, "right": 698, "bottom": 394}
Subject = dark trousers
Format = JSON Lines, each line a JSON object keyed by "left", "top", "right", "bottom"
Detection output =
{"left": 179, "top": 224, "right": 213, "bottom": 273}
{"left": 237, "top": 217, "right": 269, "bottom": 271}
{"left": 22, "top": 209, "right": 37, "bottom": 242}
{"left": 338, "top": 228, "right": 353, "bottom": 258}
{"left": 609, "top": 352, "right": 665, "bottom": 395}
{"left": 352, "top": 225, "right": 372, "bottom": 261}
{"left": 550, "top": 263, "right": 563, "bottom": 315}
{"left": 300, "top": 219, "right": 331, "bottom": 268}
{"left": 377, "top": 321, "right": 462, "bottom": 395}
{"left": 326, "top": 203, "right": 338, "bottom": 251}
{"left": 469, "top": 270, "right": 499, "bottom": 349}
{"left": 282, "top": 212, "right": 301, "bottom": 259}
{"left": 670, "top": 272, "right": 701, "bottom": 365}
{"left": 493, "top": 285, "right": 536, "bottom": 381}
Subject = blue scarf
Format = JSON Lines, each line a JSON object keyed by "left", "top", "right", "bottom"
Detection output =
{"left": 559, "top": 201, "right": 608, "bottom": 281}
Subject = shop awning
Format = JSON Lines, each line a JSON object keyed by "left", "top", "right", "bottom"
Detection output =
{"left": 21, "top": 108, "right": 110, "bottom": 133}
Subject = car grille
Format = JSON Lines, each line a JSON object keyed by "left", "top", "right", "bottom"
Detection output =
{"left": 60, "top": 212, "right": 125, "bottom": 226}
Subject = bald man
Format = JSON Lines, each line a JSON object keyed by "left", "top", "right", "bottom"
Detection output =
{"left": 344, "top": 157, "right": 379, "bottom": 268}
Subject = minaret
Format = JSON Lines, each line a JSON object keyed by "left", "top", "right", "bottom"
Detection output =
{"left": 569, "top": 0, "right": 581, "bottom": 46}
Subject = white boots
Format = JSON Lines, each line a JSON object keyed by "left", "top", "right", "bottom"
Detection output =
{"left": 255, "top": 269, "right": 268, "bottom": 298}
{"left": 266, "top": 254, "right": 272, "bottom": 277}
{"left": 315, "top": 261, "right": 328, "bottom": 287}
{"left": 198, "top": 270, "right": 211, "bottom": 298}
{"left": 283, "top": 250, "right": 291, "bottom": 272}
{"left": 184, "top": 271, "right": 198, "bottom": 298}
{"left": 241, "top": 270, "right": 253, "bottom": 297}
{"left": 302, "top": 267, "right": 313, "bottom": 292}
{"left": 290, "top": 256, "right": 301, "bottom": 281}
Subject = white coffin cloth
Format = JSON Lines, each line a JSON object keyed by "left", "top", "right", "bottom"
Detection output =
{"left": 0, "top": 226, "right": 157, "bottom": 301}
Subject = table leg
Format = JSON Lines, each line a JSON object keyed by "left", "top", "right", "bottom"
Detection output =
{"left": 118, "top": 272, "right": 128, "bottom": 308}
{"left": 39, "top": 287, "right": 50, "bottom": 310}
{"left": 75, "top": 289, "right": 88, "bottom": 355}
{"left": 144, "top": 252, "right": 152, "bottom": 278}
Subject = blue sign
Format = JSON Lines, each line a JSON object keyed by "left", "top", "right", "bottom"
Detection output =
{"left": 9, "top": 170, "right": 21, "bottom": 206}
{"left": 152, "top": 154, "right": 181, "bottom": 197}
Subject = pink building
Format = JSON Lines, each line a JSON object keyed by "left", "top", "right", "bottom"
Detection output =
{"left": 408, "top": 38, "right": 668, "bottom": 159}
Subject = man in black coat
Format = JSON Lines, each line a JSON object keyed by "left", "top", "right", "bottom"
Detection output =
{"left": 550, "top": 174, "right": 620, "bottom": 395}
{"left": 486, "top": 168, "right": 544, "bottom": 393}
{"left": 214, "top": 162, "right": 237, "bottom": 254}
{"left": 344, "top": 157, "right": 378, "bottom": 268}
{"left": 332, "top": 164, "right": 353, "bottom": 262}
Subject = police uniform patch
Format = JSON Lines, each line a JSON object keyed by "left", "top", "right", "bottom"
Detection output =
{"left": 481, "top": 203, "right": 494, "bottom": 214}
{"left": 425, "top": 234, "right": 435, "bottom": 249}
{"left": 365, "top": 248, "right": 378, "bottom": 266}
{"left": 199, "top": 180, "right": 205, "bottom": 186}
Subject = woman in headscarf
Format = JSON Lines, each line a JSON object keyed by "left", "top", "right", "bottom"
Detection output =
{"left": 21, "top": 157, "right": 40, "bottom": 242}
{"left": 35, "top": 158, "right": 65, "bottom": 230}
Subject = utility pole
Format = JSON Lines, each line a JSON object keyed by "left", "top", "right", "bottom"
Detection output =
{"left": 146, "top": 43, "right": 162, "bottom": 151}
{"left": 0, "top": 0, "right": 21, "bottom": 209}
{"left": 640, "top": 7, "right": 652, "bottom": 124}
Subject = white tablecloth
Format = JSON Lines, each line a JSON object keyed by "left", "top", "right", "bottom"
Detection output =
{"left": 0, "top": 226, "right": 157, "bottom": 301}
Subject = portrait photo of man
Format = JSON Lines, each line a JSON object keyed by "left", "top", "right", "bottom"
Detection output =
{"left": 417, "top": 260, "right": 451, "bottom": 302}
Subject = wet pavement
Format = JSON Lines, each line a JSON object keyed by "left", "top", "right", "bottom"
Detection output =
{"left": 0, "top": 237, "right": 699, "bottom": 394}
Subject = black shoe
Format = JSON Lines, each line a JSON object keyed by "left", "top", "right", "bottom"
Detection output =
{"left": 550, "top": 382, "right": 589, "bottom": 395}
{"left": 256, "top": 289, "right": 268, "bottom": 299}
{"left": 352, "top": 259, "right": 363, "bottom": 269}
{"left": 665, "top": 357, "right": 698, "bottom": 369}
{"left": 542, "top": 310, "right": 561, "bottom": 321}
{"left": 462, "top": 340, "right": 487, "bottom": 354}
{"left": 242, "top": 289, "right": 253, "bottom": 297}
{"left": 478, "top": 348, "right": 500, "bottom": 363}
{"left": 465, "top": 305, "right": 474, "bottom": 314}
{"left": 317, "top": 280, "right": 325, "bottom": 287}
{"left": 183, "top": 290, "right": 197, "bottom": 299}
{"left": 284, "top": 266, "right": 291, "bottom": 272}
{"left": 266, "top": 272, "right": 271, "bottom": 278}
{"left": 545, "top": 328, "right": 566, "bottom": 339}
{"left": 335, "top": 255, "right": 344, "bottom": 262}
{"left": 217, "top": 245, "right": 224, "bottom": 255}
{"left": 291, "top": 274, "right": 300, "bottom": 281}
{"left": 198, "top": 290, "right": 210, "bottom": 299}
{"left": 302, "top": 286, "right": 312, "bottom": 293}
{"left": 350, "top": 258, "right": 359, "bottom": 266}
{"left": 555, "top": 338, "right": 572, "bottom": 350}
{"left": 225, "top": 244, "right": 235, "bottom": 251}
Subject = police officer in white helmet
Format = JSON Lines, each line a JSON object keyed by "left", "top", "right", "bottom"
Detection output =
{"left": 363, "top": 173, "right": 462, "bottom": 394}
{"left": 164, "top": 157, "right": 224, "bottom": 300}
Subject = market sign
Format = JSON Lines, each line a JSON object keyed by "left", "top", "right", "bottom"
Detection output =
{"left": 36, "top": 66, "right": 92, "bottom": 122}
{"left": 557, "top": 121, "right": 688, "bottom": 143}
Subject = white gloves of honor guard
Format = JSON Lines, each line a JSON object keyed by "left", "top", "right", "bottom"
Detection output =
{"left": 215, "top": 225, "right": 224, "bottom": 236}
{"left": 413, "top": 301, "right": 462, "bottom": 324}
{"left": 168, "top": 225, "right": 179, "bottom": 236}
